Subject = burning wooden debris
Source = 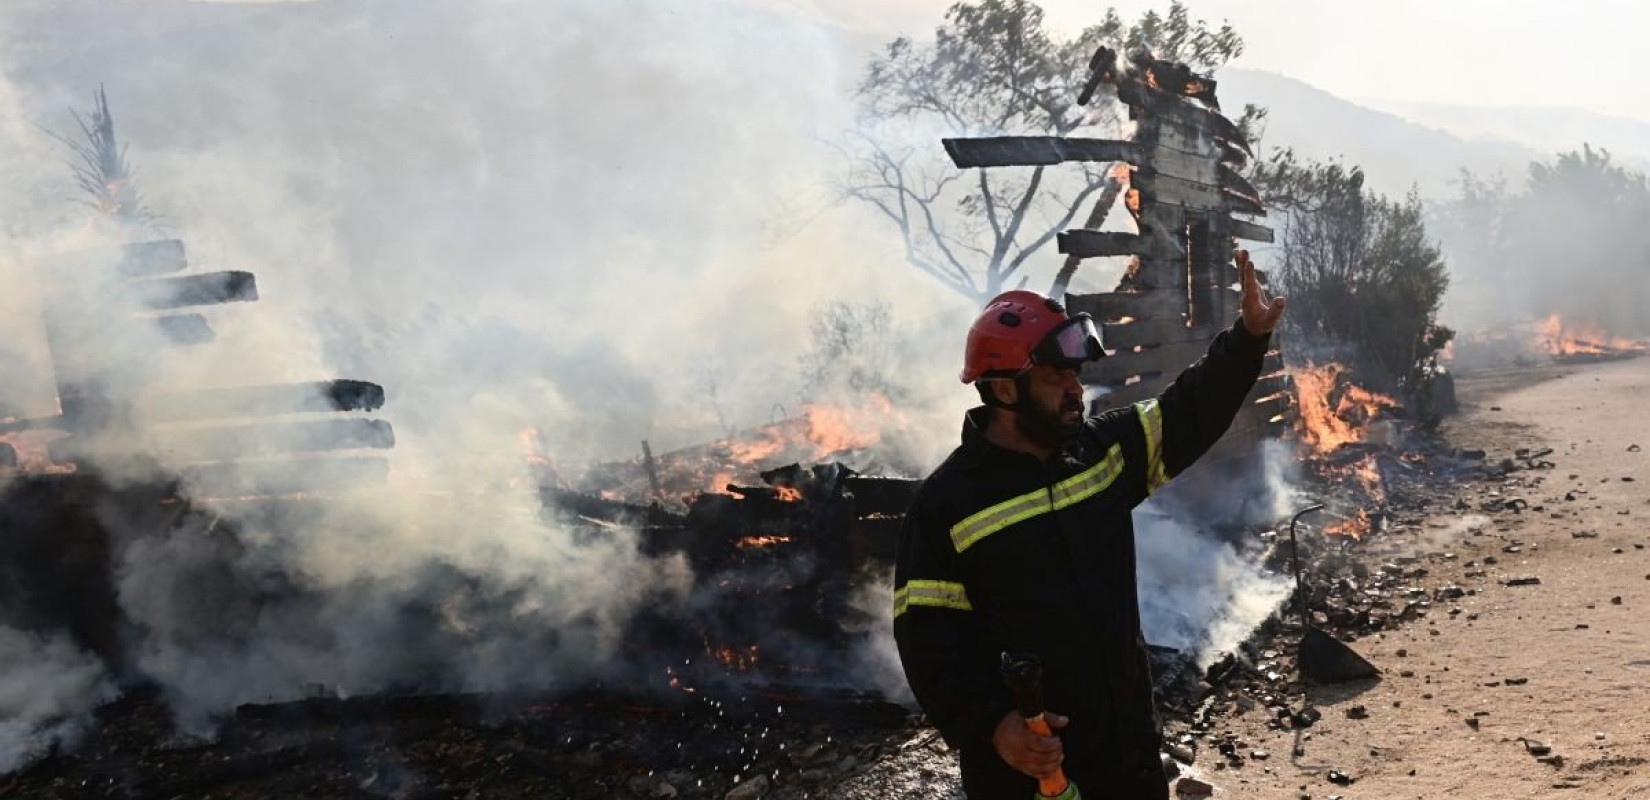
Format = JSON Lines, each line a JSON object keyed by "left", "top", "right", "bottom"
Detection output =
{"left": 1536, "top": 314, "right": 1647, "bottom": 363}
{"left": 941, "top": 46, "right": 1287, "bottom": 460}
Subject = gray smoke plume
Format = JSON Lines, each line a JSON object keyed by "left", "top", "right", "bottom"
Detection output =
{"left": 1135, "top": 439, "right": 1300, "bottom": 663}
{"left": 0, "top": 0, "right": 980, "bottom": 755}
{"left": 0, "top": 625, "right": 117, "bottom": 773}
{"left": 0, "top": 0, "right": 1299, "bottom": 764}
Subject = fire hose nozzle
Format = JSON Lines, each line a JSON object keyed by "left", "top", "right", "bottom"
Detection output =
{"left": 1001, "top": 652, "right": 1081, "bottom": 800}
{"left": 1000, "top": 652, "right": 1046, "bottom": 720}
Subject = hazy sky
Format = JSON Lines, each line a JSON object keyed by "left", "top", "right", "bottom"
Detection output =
{"left": 803, "top": 0, "right": 1650, "bottom": 125}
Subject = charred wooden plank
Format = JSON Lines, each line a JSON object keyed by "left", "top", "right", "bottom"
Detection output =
{"left": 1103, "top": 318, "right": 1222, "bottom": 350}
{"left": 1094, "top": 340, "right": 1217, "bottom": 380}
{"left": 46, "top": 418, "right": 395, "bottom": 463}
{"left": 1076, "top": 46, "right": 1119, "bottom": 106}
{"left": 1229, "top": 218, "right": 1274, "bottom": 243}
{"left": 1139, "top": 116, "right": 1215, "bottom": 157}
{"left": 1135, "top": 172, "right": 1263, "bottom": 215}
{"left": 1251, "top": 393, "right": 1291, "bottom": 421}
{"left": 131, "top": 271, "right": 258, "bottom": 310}
{"left": 1218, "top": 164, "right": 1262, "bottom": 203}
{"left": 1141, "top": 147, "right": 1218, "bottom": 184}
{"left": 1057, "top": 230, "right": 1182, "bottom": 260}
{"left": 180, "top": 455, "right": 390, "bottom": 497}
{"left": 1206, "top": 111, "right": 1252, "bottom": 155}
{"left": 542, "top": 487, "right": 687, "bottom": 527}
{"left": 154, "top": 418, "right": 396, "bottom": 462}
{"left": 844, "top": 475, "right": 920, "bottom": 516}
{"left": 1141, "top": 59, "right": 1219, "bottom": 107}
{"left": 153, "top": 313, "right": 215, "bottom": 346}
{"left": 941, "top": 137, "right": 1139, "bottom": 169}
{"left": 1218, "top": 140, "right": 1248, "bottom": 168}
{"left": 1065, "top": 290, "right": 1186, "bottom": 323}
{"left": 141, "top": 380, "right": 386, "bottom": 422}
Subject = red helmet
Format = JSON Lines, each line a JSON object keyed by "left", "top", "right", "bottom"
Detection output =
{"left": 959, "top": 290, "right": 1106, "bottom": 383}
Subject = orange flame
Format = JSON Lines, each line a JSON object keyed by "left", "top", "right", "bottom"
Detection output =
{"left": 1325, "top": 508, "right": 1372, "bottom": 540}
{"left": 725, "top": 431, "right": 785, "bottom": 465}
{"left": 774, "top": 486, "right": 803, "bottom": 502}
{"left": 735, "top": 534, "right": 792, "bottom": 548}
{"left": 802, "top": 398, "right": 888, "bottom": 458}
{"left": 1536, "top": 315, "right": 1646, "bottom": 358}
{"left": 701, "top": 634, "right": 760, "bottom": 671}
{"left": 1291, "top": 363, "right": 1399, "bottom": 455}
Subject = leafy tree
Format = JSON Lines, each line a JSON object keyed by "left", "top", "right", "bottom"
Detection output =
{"left": 1434, "top": 145, "right": 1650, "bottom": 336}
{"left": 1264, "top": 157, "right": 1453, "bottom": 388}
{"left": 840, "top": 0, "right": 1245, "bottom": 304}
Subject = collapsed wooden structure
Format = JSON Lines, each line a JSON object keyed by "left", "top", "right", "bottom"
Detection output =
{"left": 1, "top": 238, "right": 393, "bottom": 496}
{"left": 941, "top": 48, "right": 1288, "bottom": 446}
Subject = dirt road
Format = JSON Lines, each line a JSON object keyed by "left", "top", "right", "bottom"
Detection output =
{"left": 1208, "top": 357, "right": 1650, "bottom": 799}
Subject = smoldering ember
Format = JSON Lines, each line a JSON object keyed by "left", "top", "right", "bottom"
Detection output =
{"left": 4, "top": 2, "right": 1650, "bottom": 799}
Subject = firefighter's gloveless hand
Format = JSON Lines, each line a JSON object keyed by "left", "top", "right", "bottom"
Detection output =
{"left": 1237, "top": 249, "right": 1286, "bottom": 335}
{"left": 991, "top": 710, "right": 1068, "bottom": 779}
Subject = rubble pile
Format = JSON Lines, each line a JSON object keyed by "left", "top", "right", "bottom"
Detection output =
{"left": 2, "top": 684, "right": 913, "bottom": 800}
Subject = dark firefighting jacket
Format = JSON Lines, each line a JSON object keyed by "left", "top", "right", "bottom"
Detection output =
{"left": 893, "top": 318, "right": 1270, "bottom": 797}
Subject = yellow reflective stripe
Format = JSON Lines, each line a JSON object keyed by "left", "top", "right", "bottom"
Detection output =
{"left": 949, "top": 489, "right": 1051, "bottom": 553}
{"left": 1136, "top": 399, "right": 1168, "bottom": 493}
{"left": 1049, "top": 445, "right": 1125, "bottom": 510}
{"left": 948, "top": 445, "right": 1126, "bottom": 553}
{"left": 893, "top": 580, "right": 972, "bottom": 618}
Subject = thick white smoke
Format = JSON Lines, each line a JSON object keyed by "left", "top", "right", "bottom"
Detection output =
{"left": 0, "top": 625, "right": 117, "bottom": 773}
{"left": 0, "top": 0, "right": 966, "bottom": 751}
{"left": 0, "top": 0, "right": 1299, "bottom": 767}
{"left": 1135, "top": 439, "right": 1300, "bottom": 663}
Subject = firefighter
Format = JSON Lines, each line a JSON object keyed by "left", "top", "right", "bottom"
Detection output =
{"left": 893, "top": 252, "right": 1285, "bottom": 800}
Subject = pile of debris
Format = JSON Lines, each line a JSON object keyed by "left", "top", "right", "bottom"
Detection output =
{"left": 4, "top": 683, "right": 912, "bottom": 800}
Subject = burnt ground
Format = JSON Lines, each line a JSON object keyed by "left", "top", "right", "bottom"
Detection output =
{"left": 1191, "top": 357, "right": 1650, "bottom": 799}
{"left": 3, "top": 682, "right": 912, "bottom": 800}
{"left": 8, "top": 358, "right": 1644, "bottom": 800}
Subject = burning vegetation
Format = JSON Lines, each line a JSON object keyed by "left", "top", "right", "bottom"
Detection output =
{"left": 1536, "top": 314, "right": 1648, "bottom": 361}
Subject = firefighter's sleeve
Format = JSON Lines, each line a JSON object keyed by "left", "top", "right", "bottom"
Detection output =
{"left": 892, "top": 498, "right": 1013, "bottom": 751}
{"left": 1131, "top": 317, "right": 1270, "bottom": 494}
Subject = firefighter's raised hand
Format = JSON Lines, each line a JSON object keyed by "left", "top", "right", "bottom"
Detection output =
{"left": 992, "top": 710, "right": 1067, "bottom": 780}
{"left": 1237, "top": 249, "right": 1286, "bottom": 335}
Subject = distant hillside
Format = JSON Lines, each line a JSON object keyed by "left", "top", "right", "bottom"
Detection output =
{"left": 1362, "top": 99, "right": 1650, "bottom": 172}
{"left": 1216, "top": 69, "right": 1543, "bottom": 199}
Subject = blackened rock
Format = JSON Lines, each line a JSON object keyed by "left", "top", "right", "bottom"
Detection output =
{"left": 1522, "top": 739, "right": 1552, "bottom": 756}
{"left": 1166, "top": 743, "right": 1196, "bottom": 765}
{"left": 1161, "top": 753, "right": 1181, "bottom": 780}
{"left": 724, "top": 775, "right": 769, "bottom": 800}
{"left": 1345, "top": 705, "right": 1369, "bottom": 720}
{"left": 1328, "top": 769, "right": 1355, "bottom": 785}
{"left": 1292, "top": 707, "right": 1323, "bottom": 728}
{"left": 1503, "top": 576, "right": 1542, "bottom": 587}
{"left": 1175, "top": 777, "right": 1215, "bottom": 797}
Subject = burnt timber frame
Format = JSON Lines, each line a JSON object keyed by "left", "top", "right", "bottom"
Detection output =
{"left": 4, "top": 239, "right": 396, "bottom": 497}
{"left": 940, "top": 48, "right": 1287, "bottom": 443}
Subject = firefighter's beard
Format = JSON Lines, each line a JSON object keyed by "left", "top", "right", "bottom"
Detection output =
{"left": 1014, "top": 391, "right": 1085, "bottom": 448}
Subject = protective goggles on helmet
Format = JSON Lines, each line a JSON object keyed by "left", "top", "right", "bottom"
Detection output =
{"left": 1029, "top": 314, "right": 1106, "bottom": 368}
